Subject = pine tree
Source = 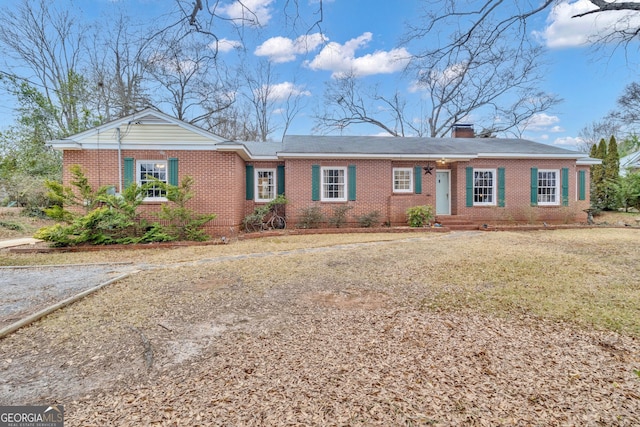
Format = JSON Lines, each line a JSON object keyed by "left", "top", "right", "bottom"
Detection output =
{"left": 590, "top": 138, "right": 607, "bottom": 209}
{"left": 603, "top": 135, "right": 621, "bottom": 210}
{"left": 605, "top": 135, "right": 620, "bottom": 180}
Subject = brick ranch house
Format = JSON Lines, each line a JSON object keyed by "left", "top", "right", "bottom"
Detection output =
{"left": 48, "top": 108, "right": 598, "bottom": 236}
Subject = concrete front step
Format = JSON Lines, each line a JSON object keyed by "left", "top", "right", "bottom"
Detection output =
{"left": 435, "top": 216, "right": 479, "bottom": 230}
{"left": 444, "top": 224, "right": 481, "bottom": 231}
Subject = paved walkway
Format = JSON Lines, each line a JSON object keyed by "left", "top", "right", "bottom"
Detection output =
{"left": 0, "top": 238, "right": 42, "bottom": 249}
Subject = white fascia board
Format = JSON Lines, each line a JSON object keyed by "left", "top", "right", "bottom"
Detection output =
{"left": 47, "top": 139, "right": 82, "bottom": 150}
{"left": 477, "top": 152, "right": 584, "bottom": 160}
{"left": 69, "top": 142, "right": 219, "bottom": 151}
{"left": 577, "top": 158, "right": 602, "bottom": 166}
{"left": 214, "top": 144, "right": 253, "bottom": 160}
{"left": 250, "top": 155, "right": 280, "bottom": 160}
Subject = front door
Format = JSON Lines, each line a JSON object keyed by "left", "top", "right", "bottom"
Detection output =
{"left": 436, "top": 170, "right": 450, "bottom": 215}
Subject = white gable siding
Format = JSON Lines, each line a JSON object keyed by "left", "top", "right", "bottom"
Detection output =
{"left": 73, "top": 124, "right": 219, "bottom": 150}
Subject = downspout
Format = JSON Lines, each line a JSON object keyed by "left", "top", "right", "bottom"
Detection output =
{"left": 116, "top": 127, "right": 123, "bottom": 194}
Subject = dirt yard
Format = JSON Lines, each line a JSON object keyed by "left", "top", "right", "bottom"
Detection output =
{"left": 1, "top": 228, "right": 639, "bottom": 426}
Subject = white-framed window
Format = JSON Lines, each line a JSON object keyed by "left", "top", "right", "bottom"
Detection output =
{"left": 538, "top": 169, "right": 559, "bottom": 205}
{"left": 393, "top": 168, "right": 413, "bottom": 193}
{"left": 321, "top": 167, "right": 347, "bottom": 201}
{"left": 255, "top": 168, "right": 276, "bottom": 202}
{"left": 137, "top": 160, "right": 167, "bottom": 200}
{"left": 473, "top": 169, "right": 496, "bottom": 205}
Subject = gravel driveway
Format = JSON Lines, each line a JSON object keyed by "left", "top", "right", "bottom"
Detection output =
{"left": 0, "top": 263, "right": 138, "bottom": 329}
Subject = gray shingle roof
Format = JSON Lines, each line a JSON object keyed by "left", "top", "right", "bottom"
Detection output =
{"left": 279, "top": 135, "right": 585, "bottom": 159}
{"left": 216, "top": 135, "right": 598, "bottom": 162}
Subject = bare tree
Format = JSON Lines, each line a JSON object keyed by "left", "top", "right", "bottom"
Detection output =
{"left": 314, "top": 72, "right": 408, "bottom": 136}
{"left": 613, "top": 82, "right": 640, "bottom": 129}
{"left": 143, "top": 30, "right": 234, "bottom": 126}
{"left": 202, "top": 102, "right": 259, "bottom": 141}
{"left": 88, "top": 15, "right": 151, "bottom": 121}
{"left": 237, "top": 60, "right": 308, "bottom": 141}
{"left": 0, "top": 0, "right": 94, "bottom": 136}
{"left": 578, "top": 120, "right": 621, "bottom": 153}
{"left": 407, "top": 7, "right": 561, "bottom": 138}
{"left": 315, "top": 16, "right": 559, "bottom": 138}
{"left": 416, "top": 1, "right": 640, "bottom": 58}
{"left": 180, "top": 0, "right": 325, "bottom": 36}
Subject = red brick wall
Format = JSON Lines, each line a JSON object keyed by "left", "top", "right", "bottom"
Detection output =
{"left": 284, "top": 159, "right": 435, "bottom": 227}
{"left": 63, "top": 149, "right": 592, "bottom": 235}
{"left": 453, "top": 159, "right": 591, "bottom": 224}
{"left": 63, "top": 149, "right": 246, "bottom": 236}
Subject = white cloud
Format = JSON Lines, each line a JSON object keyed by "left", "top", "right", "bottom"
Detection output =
{"left": 306, "top": 32, "right": 411, "bottom": 78}
{"left": 214, "top": 38, "right": 243, "bottom": 53}
{"left": 553, "top": 136, "right": 584, "bottom": 148}
{"left": 256, "top": 82, "right": 312, "bottom": 102}
{"left": 255, "top": 33, "right": 327, "bottom": 63}
{"left": 219, "top": 0, "right": 274, "bottom": 26}
{"left": 533, "top": 0, "right": 640, "bottom": 48}
{"left": 524, "top": 113, "right": 561, "bottom": 131}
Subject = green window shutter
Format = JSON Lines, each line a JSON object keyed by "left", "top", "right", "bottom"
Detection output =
{"left": 124, "top": 157, "right": 134, "bottom": 189}
{"left": 562, "top": 167, "right": 569, "bottom": 206}
{"left": 578, "top": 170, "right": 586, "bottom": 201}
{"left": 348, "top": 165, "right": 356, "bottom": 201}
{"left": 530, "top": 167, "right": 538, "bottom": 206}
{"left": 414, "top": 166, "right": 422, "bottom": 194}
{"left": 168, "top": 158, "right": 179, "bottom": 186}
{"left": 245, "top": 165, "right": 254, "bottom": 200}
{"left": 311, "top": 165, "right": 320, "bottom": 201}
{"left": 498, "top": 167, "right": 505, "bottom": 207}
{"left": 465, "top": 167, "right": 474, "bottom": 207}
{"left": 277, "top": 165, "right": 285, "bottom": 195}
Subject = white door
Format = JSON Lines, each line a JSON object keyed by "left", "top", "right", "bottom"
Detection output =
{"left": 436, "top": 170, "right": 450, "bottom": 215}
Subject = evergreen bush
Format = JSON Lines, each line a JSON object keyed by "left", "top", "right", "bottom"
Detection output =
{"left": 406, "top": 205, "right": 434, "bottom": 227}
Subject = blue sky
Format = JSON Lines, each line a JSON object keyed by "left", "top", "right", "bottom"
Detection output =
{"left": 2, "top": 0, "right": 639, "bottom": 150}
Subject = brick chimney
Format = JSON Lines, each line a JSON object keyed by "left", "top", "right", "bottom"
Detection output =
{"left": 451, "top": 123, "right": 474, "bottom": 138}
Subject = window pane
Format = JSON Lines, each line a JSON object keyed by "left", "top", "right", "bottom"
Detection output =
{"left": 538, "top": 170, "right": 557, "bottom": 204}
{"left": 323, "top": 169, "right": 345, "bottom": 199}
{"left": 473, "top": 170, "right": 494, "bottom": 203}
{"left": 257, "top": 170, "right": 275, "bottom": 200}
{"left": 394, "top": 169, "right": 412, "bottom": 191}
{"left": 139, "top": 161, "right": 167, "bottom": 198}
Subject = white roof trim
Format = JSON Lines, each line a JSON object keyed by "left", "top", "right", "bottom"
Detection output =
{"left": 214, "top": 144, "right": 253, "bottom": 160}
{"left": 476, "top": 152, "right": 584, "bottom": 159}
{"left": 577, "top": 158, "right": 602, "bottom": 166}
{"left": 48, "top": 139, "right": 82, "bottom": 150}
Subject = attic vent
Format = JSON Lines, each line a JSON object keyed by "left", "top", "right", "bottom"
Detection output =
{"left": 452, "top": 123, "right": 474, "bottom": 138}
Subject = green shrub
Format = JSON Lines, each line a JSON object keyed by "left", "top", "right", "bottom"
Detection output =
{"left": 356, "top": 211, "right": 381, "bottom": 228}
{"left": 155, "top": 176, "right": 217, "bottom": 241}
{"left": 36, "top": 166, "right": 216, "bottom": 246}
{"left": 406, "top": 205, "right": 434, "bottom": 227}
{"left": 327, "top": 205, "right": 353, "bottom": 228}
{"left": 0, "top": 220, "right": 25, "bottom": 231}
{"left": 242, "top": 206, "right": 270, "bottom": 232}
{"left": 297, "top": 205, "right": 324, "bottom": 229}
{"left": 242, "top": 195, "right": 288, "bottom": 232}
